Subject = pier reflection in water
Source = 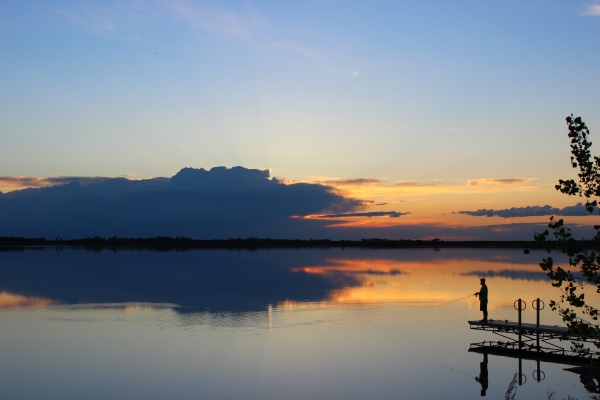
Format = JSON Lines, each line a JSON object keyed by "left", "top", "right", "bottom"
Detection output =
{"left": 0, "top": 248, "right": 592, "bottom": 399}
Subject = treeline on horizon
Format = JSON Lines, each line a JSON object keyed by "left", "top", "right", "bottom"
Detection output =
{"left": 0, "top": 236, "right": 586, "bottom": 251}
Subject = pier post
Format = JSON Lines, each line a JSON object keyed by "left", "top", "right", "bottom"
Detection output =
{"left": 518, "top": 298, "right": 522, "bottom": 350}
{"left": 519, "top": 357, "right": 523, "bottom": 385}
{"left": 536, "top": 298, "right": 540, "bottom": 352}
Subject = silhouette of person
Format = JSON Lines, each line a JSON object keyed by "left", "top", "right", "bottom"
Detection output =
{"left": 475, "top": 278, "right": 488, "bottom": 322}
{"left": 474, "top": 353, "right": 488, "bottom": 396}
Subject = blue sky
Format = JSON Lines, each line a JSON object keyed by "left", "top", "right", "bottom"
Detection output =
{"left": 1, "top": 1, "right": 600, "bottom": 238}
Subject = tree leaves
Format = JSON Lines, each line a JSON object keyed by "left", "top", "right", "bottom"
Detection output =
{"left": 537, "top": 115, "right": 600, "bottom": 356}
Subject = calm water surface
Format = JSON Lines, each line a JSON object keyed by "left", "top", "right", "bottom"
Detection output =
{"left": 0, "top": 248, "right": 593, "bottom": 399}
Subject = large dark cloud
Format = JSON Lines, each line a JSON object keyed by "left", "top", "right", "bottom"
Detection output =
{"left": 456, "top": 203, "right": 591, "bottom": 218}
{"left": 0, "top": 167, "right": 362, "bottom": 239}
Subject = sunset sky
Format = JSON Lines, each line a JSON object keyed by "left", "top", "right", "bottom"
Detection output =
{"left": 2, "top": 0, "right": 600, "bottom": 239}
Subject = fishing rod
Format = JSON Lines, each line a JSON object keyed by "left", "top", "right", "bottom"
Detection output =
{"left": 437, "top": 294, "right": 475, "bottom": 307}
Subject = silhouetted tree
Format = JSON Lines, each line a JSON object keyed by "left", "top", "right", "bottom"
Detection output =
{"left": 536, "top": 115, "right": 600, "bottom": 357}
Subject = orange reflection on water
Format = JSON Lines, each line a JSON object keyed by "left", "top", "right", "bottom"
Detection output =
{"left": 123, "top": 304, "right": 155, "bottom": 312}
{"left": 0, "top": 291, "right": 56, "bottom": 308}
{"left": 289, "top": 255, "right": 591, "bottom": 310}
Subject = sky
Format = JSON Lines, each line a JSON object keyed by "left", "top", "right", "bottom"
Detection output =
{"left": 1, "top": 0, "right": 600, "bottom": 239}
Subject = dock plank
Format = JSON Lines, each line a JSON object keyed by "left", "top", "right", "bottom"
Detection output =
{"left": 468, "top": 320, "right": 568, "bottom": 335}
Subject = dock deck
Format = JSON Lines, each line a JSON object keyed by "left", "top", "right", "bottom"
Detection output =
{"left": 468, "top": 319, "right": 599, "bottom": 364}
{"left": 468, "top": 320, "right": 570, "bottom": 339}
{"left": 468, "top": 342, "right": 591, "bottom": 365}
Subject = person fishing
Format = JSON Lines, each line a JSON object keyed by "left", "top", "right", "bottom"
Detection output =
{"left": 474, "top": 278, "right": 488, "bottom": 322}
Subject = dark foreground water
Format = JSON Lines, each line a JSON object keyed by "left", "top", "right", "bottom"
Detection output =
{"left": 0, "top": 248, "right": 593, "bottom": 399}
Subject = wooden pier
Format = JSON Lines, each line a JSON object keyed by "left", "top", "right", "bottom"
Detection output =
{"left": 467, "top": 299, "right": 600, "bottom": 390}
{"left": 469, "top": 320, "right": 568, "bottom": 338}
{"left": 468, "top": 298, "right": 598, "bottom": 365}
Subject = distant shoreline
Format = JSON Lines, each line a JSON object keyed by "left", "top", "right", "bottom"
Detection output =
{"left": 0, "top": 236, "right": 592, "bottom": 250}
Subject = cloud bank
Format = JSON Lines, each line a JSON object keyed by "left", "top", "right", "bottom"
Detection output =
{"left": 456, "top": 203, "right": 591, "bottom": 218}
{"left": 0, "top": 167, "right": 362, "bottom": 239}
{"left": 1, "top": 167, "right": 597, "bottom": 241}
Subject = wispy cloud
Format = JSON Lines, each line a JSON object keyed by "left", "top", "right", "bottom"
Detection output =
{"left": 394, "top": 78, "right": 405, "bottom": 84}
{"left": 314, "top": 177, "right": 440, "bottom": 188}
{"left": 456, "top": 203, "right": 591, "bottom": 218}
{"left": 164, "top": 0, "right": 266, "bottom": 39}
{"left": 294, "top": 266, "right": 405, "bottom": 277}
{"left": 48, "top": 1, "right": 155, "bottom": 39}
{"left": 46, "top": 1, "right": 252, "bottom": 41}
{"left": 318, "top": 178, "right": 380, "bottom": 186}
{"left": 46, "top": 1, "right": 352, "bottom": 69}
{"left": 447, "top": 128, "right": 459, "bottom": 131}
{"left": 583, "top": 4, "right": 600, "bottom": 16}
{"left": 302, "top": 175, "right": 541, "bottom": 209}
{"left": 314, "top": 211, "right": 407, "bottom": 219}
{"left": 468, "top": 178, "right": 537, "bottom": 186}
{"left": 359, "top": 200, "right": 405, "bottom": 207}
{"left": 51, "top": 5, "right": 120, "bottom": 36}
{"left": 269, "top": 41, "right": 317, "bottom": 57}
{"left": 0, "top": 175, "right": 114, "bottom": 190}
{"left": 50, "top": 0, "right": 267, "bottom": 40}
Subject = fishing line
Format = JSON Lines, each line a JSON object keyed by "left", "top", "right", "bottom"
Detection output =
{"left": 437, "top": 294, "right": 475, "bottom": 307}
{"left": 436, "top": 363, "right": 476, "bottom": 379}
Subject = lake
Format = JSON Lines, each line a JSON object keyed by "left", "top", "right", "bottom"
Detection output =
{"left": 0, "top": 247, "right": 592, "bottom": 399}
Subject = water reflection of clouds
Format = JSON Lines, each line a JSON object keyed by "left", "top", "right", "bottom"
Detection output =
{"left": 53, "top": 303, "right": 177, "bottom": 312}
{"left": 0, "top": 291, "right": 56, "bottom": 308}
{"left": 292, "top": 254, "right": 564, "bottom": 306}
{"left": 460, "top": 270, "right": 550, "bottom": 282}
{"left": 0, "top": 248, "right": 571, "bottom": 317}
{"left": 0, "top": 249, "right": 356, "bottom": 314}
